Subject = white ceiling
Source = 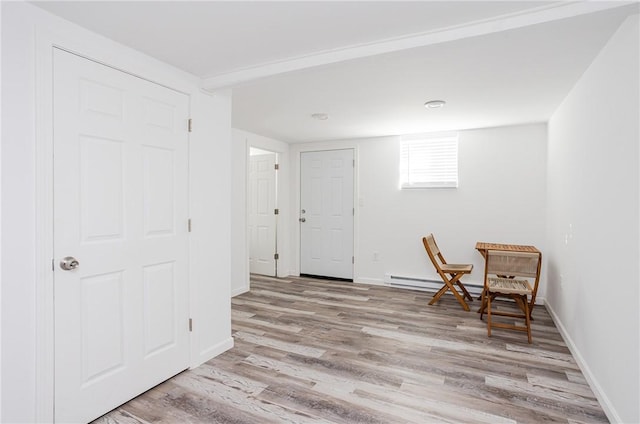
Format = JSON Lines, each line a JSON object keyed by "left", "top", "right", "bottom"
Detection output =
{"left": 33, "top": 1, "right": 557, "bottom": 78}
{"left": 33, "top": 1, "right": 639, "bottom": 143}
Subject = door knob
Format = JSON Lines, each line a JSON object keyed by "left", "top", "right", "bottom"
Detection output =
{"left": 299, "top": 217, "right": 306, "bottom": 223}
{"left": 60, "top": 256, "right": 80, "bottom": 271}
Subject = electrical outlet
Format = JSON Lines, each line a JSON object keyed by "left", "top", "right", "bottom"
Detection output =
{"left": 373, "top": 252, "right": 380, "bottom": 262}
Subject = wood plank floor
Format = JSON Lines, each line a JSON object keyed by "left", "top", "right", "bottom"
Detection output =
{"left": 94, "top": 275, "right": 608, "bottom": 424}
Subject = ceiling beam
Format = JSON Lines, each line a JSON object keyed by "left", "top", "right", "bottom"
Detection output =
{"left": 201, "top": 1, "right": 634, "bottom": 91}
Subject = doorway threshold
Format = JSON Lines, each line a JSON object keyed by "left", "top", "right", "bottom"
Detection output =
{"left": 300, "top": 273, "right": 353, "bottom": 283}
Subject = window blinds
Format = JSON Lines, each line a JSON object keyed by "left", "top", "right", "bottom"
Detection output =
{"left": 399, "top": 134, "right": 458, "bottom": 188}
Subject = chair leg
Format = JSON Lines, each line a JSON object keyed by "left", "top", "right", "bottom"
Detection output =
{"left": 523, "top": 296, "right": 532, "bottom": 344}
{"left": 446, "top": 282, "right": 470, "bottom": 311}
{"left": 428, "top": 284, "right": 449, "bottom": 305}
{"left": 448, "top": 274, "right": 470, "bottom": 311}
{"left": 487, "top": 292, "right": 492, "bottom": 337}
{"left": 479, "top": 289, "right": 486, "bottom": 320}
{"left": 479, "top": 293, "right": 498, "bottom": 319}
{"left": 450, "top": 283, "right": 470, "bottom": 311}
{"left": 456, "top": 280, "right": 473, "bottom": 301}
{"left": 527, "top": 299, "right": 536, "bottom": 322}
{"left": 429, "top": 274, "right": 470, "bottom": 311}
{"left": 450, "top": 274, "right": 473, "bottom": 301}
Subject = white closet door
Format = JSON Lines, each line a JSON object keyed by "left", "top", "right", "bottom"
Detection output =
{"left": 53, "top": 49, "right": 190, "bottom": 423}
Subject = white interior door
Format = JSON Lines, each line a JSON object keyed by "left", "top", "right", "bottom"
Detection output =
{"left": 248, "top": 152, "right": 277, "bottom": 276}
{"left": 300, "top": 149, "right": 354, "bottom": 280}
{"left": 53, "top": 49, "right": 190, "bottom": 423}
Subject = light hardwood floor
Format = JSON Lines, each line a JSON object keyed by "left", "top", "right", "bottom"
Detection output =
{"left": 94, "top": 275, "right": 607, "bottom": 424}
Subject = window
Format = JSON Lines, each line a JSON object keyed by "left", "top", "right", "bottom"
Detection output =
{"left": 399, "top": 133, "right": 459, "bottom": 189}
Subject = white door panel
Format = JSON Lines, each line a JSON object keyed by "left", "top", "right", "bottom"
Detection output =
{"left": 300, "top": 149, "right": 354, "bottom": 279}
{"left": 53, "top": 49, "right": 190, "bottom": 423}
{"left": 248, "top": 153, "right": 277, "bottom": 276}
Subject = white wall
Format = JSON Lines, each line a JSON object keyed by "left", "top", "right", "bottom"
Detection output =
{"left": 0, "top": 3, "right": 3, "bottom": 416}
{"left": 289, "top": 124, "right": 548, "bottom": 292}
{"left": 189, "top": 90, "right": 234, "bottom": 367}
{"left": 231, "top": 129, "right": 290, "bottom": 296}
{"left": 2, "top": 4, "right": 40, "bottom": 419}
{"left": 1, "top": 3, "right": 233, "bottom": 422}
{"left": 230, "top": 130, "right": 249, "bottom": 296}
{"left": 547, "top": 15, "right": 639, "bottom": 424}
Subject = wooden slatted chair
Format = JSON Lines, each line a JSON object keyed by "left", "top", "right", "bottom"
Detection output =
{"left": 481, "top": 250, "right": 541, "bottom": 343}
{"left": 422, "top": 234, "right": 473, "bottom": 311}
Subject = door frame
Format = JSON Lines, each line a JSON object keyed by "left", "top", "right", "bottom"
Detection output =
{"left": 236, "top": 133, "right": 290, "bottom": 296}
{"left": 33, "top": 28, "right": 200, "bottom": 423}
{"left": 292, "top": 144, "right": 359, "bottom": 279}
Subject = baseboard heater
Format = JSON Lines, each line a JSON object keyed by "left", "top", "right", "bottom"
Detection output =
{"left": 384, "top": 273, "right": 483, "bottom": 296}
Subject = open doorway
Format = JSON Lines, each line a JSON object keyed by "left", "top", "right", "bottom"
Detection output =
{"left": 248, "top": 147, "right": 279, "bottom": 276}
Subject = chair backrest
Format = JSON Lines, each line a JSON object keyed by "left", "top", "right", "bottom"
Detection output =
{"left": 424, "top": 233, "right": 440, "bottom": 255}
{"left": 485, "top": 250, "right": 540, "bottom": 278}
{"left": 423, "top": 233, "right": 445, "bottom": 272}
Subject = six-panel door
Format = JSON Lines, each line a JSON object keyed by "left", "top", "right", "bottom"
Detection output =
{"left": 300, "top": 149, "right": 354, "bottom": 279}
{"left": 53, "top": 49, "right": 190, "bottom": 423}
{"left": 248, "top": 153, "right": 277, "bottom": 276}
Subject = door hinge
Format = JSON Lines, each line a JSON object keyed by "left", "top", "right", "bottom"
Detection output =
{"left": 188, "top": 218, "right": 192, "bottom": 232}
{"left": 274, "top": 253, "right": 279, "bottom": 260}
{"left": 274, "top": 208, "right": 279, "bottom": 215}
{"left": 352, "top": 256, "right": 355, "bottom": 264}
{"left": 51, "top": 258, "right": 55, "bottom": 271}
{"left": 353, "top": 208, "right": 355, "bottom": 215}
{"left": 188, "top": 118, "right": 193, "bottom": 133}
{"left": 274, "top": 163, "right": 279, "bottom": 170}
{"left": 353, "top": 159, "right": 355, "bottom": 167}
{"left": 189, "top": 318, "right": 193, "bottom": 332}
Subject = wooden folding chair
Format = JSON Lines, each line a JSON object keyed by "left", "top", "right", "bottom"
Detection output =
{"left": 481, "top": 250, "right": 541, "bottom": 343}
{"left": 422, "top": 234, "right": 473, "bottom": 311}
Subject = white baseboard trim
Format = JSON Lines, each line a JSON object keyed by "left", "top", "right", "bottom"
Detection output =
{"left": 191, "top": 336, "right": 234, "bottom": 369}
{"left": 545, "top": 300, "right": 620, "bottom": 423}
{"left": 354, "top": 277, "right": 385, "bottom": 286}
{"left": 231, "top": 286, "right": 249, "bottom": 297}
